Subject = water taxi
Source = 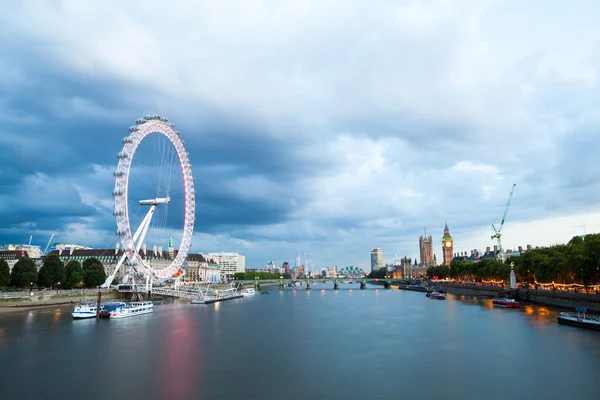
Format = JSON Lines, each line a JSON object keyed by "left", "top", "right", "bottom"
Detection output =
{"left": 557, "top": 307, "right": 600, "bottom": 330}
{"left": 241, "top": 287, "right": 256, "bottom": 296}
{"left": 429, "top": 291, "right": 446, "bottom": 300}
{"left": 492, "top": 296, "right": 520, "bottom": 308}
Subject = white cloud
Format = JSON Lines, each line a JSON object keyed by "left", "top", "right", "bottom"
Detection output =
{"left": 1, "top": 0, "right": 600, "bottom": 267}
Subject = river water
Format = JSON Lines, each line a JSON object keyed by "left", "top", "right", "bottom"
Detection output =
{"left": 1, "top": 284, "right": 599, "bottom": 400}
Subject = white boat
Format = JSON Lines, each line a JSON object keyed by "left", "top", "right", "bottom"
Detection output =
{"left": 557, "top": 307, "right": 600, "bottom": 330}
{"left": 107, "top": 301, "right": 154, "bottom": 319}
{"left": 241, "top": 288, "right": 256, "bottom": 296}
{"left": 72, "top": 301, "right": 126, "bottom": 319}
{"left": 72, "top": 302, "right": 100, "bottom": 319}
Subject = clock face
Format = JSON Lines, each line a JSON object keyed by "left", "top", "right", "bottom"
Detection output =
{"left": 445, "top": 242, "right": 451, "bottom": 247}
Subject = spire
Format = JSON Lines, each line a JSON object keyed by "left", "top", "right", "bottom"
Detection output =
{"left": 444, "top": 221, "right": 449, "bottom": 231}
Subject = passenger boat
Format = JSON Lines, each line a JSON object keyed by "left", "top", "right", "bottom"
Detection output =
{"left": 72, "top": 302, "right": 100, "bottom": 319}
{"left": 106, "top": 301, "right": 154, "bottom": 319}
{"left": 492, "top": 297, "right": 520, "bottom": 308}
{"left": 72, "top": 301, "right": 126, "bottom": 319}
{"left": 557, "top": 307, "right": 600, "bottom": 330}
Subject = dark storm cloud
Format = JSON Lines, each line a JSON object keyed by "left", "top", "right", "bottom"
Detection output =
{"left": 0, "top": 56, "right": 312, "bottom": 244}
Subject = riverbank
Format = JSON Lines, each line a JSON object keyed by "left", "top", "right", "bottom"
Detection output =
{"left": 0, "top": 289, "right": 120, "bottom": 313}
{"left": 435, "top": 283, "right": 600, "bottom": 313}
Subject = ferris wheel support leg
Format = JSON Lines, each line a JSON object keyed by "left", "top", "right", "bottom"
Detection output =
{"left": 135, "top": 205, "right": 157, "bottom": 252}
{"left": 101, "top": 205, "right": 157, "bottom": 288}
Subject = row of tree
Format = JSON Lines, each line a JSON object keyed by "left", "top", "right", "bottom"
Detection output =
{"left": 0, "top": 255, "right": 107, "bottom": 289}
{"left": 424, "top": 234, "right": 600, "bottom": 287}
{"left": 233, "top": 271, "right": 292, "bottom": 280}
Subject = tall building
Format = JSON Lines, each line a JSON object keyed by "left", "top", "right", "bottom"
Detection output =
{"left": 370, "top": 248, "right": 383, "bottom": 272}
{"left": 203, "top": 252, "right": 246, "bottom": 280}
{"left": 282, "top": 262, "right": 290, "bottom": 275}
{"left": 441, "top": 223, "right": 453, "bottom": 267}
{"left": 419, "top": 233, "right": 434, "bottom": 266}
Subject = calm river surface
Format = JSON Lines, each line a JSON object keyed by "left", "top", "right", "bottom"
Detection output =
{"left": 1, "top": 284, "right": 600, "bottom": 400}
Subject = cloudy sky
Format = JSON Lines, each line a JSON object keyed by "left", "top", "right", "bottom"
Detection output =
{"left": 1, "top": 0, "right": 600, "bottom": 270}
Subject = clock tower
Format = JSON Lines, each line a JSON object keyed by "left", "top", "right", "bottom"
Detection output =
{"left": 442, "top": 222, "right": 453, "bottom": 267}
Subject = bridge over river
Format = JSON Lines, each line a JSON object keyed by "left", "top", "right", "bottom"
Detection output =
{"left": 116, "top": 277, "right": 403, "bottom": 298}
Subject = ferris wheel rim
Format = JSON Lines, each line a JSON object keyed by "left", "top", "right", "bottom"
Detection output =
{"left": 113, "top": 116, "right": 195, "bottom": 280}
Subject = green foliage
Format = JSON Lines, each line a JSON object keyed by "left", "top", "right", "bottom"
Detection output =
{"left": 0, "top": 258, "right": 10, "bottom": 287}
{"left": 37, "top": 254, "right": 66, "bottom": 288}
{"left": 233, "top": 271, "right": 291, "bottom": 280}
{"left": 509, "top": 236, "right": 600, "bottom": 286}
{"left": 367, "top": 268, "right": 387, "bottom": 279}
{"left": 9, "top": 257, "right": 38, "bottom": 288}
{"left": 82, "top": 258, "right": 106, "bottom": 288}
{"left": 447, "top": 259, "right": 509, "bottom": 281}
{"left": 64, "top": 260, "right": 85, "bottom": 289}
{"left": 450, "top": 233, "right": 600, "bottom": 286}
{"left": 426, "top": 265, "right": 451, "bottom": 279}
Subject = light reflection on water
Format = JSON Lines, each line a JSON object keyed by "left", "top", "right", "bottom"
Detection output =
{"left": 1, "top": 286, "right": 599, "bottom": 400}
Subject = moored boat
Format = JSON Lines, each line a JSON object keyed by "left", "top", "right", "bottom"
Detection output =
{"left": 72, "top": 302, "right": 100, "bottom": 319}
{"left": 557, "top": 307, "right": 600, "bottom": 330}
{"left": 429, "top": 292, "right": 446, "bottom": 300}
{"left": 72, "top": 301, "right": 126, "bottom": 319}
{"left": 107, "top": 301, "right": 154, "bottom": 319}
{"left": 492, "top": 297, "right": 520, "bottom": 308}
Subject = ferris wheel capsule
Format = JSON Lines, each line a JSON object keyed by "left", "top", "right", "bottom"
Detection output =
{"left": 136, "top": 118, "right": 146, "bottom": 124}
{"left": 129, "top": 126, "right": 139, "bottom": 132}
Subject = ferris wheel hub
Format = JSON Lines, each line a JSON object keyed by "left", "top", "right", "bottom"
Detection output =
{"left": 139, "top": 197, "right": 171, "bottom": 206}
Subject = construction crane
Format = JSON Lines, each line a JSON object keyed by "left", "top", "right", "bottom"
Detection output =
{"left": 491, "top": 184, "right": 516, "bottom": 262}
{"left": 43, "top": 233, "right": 55, "bottom": 255}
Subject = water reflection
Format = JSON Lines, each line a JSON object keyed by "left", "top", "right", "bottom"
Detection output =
{"left": 2, "top": 290, "right": 600, "bottom": 400}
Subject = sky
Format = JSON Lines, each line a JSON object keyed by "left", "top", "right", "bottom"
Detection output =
{"left": 1, "top": 0, "right": 600, "bottom": 270}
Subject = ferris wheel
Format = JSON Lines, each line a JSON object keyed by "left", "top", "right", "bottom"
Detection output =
{"left": 102, "top": 115, "right": 195, "bottom": 288}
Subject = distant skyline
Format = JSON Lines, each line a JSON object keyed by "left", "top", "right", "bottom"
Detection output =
{"left": 1, "top": 1, "right": 600, "bottom": 269}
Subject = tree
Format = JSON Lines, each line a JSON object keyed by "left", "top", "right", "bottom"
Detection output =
{"left": 367, "top": 267, "right": 387, "bottom": 279}
{"left": 64, "top": 260, "right": 85, "bottom": 289}
{"left": 9, "top": 257, "right": 38, "bottom": 288}
{"left": 83, "top": 258, "right": 106, "bottom": 288}
{"left": 0, "top": 259, "right": 10, "bottom": 287}
{"left": 37, "top": 254, "right": 66, "bottom": 288}
{"left": 233, "top": 271, "right": 291, "bottom": 280}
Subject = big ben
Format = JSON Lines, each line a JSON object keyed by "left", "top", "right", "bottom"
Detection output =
{"left": 442, "top": 223, "right": 453, "bottom": 267}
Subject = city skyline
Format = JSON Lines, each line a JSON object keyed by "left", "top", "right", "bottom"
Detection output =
{"left": 1, "top": 2, "right": 600, "bottom": 268}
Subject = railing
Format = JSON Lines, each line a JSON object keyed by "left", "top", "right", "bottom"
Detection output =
{"left": 151, "top": 287, "right": 201, "bottom": 298}
{"left": 0, "top": 288, "right": 114, "bottom": 298}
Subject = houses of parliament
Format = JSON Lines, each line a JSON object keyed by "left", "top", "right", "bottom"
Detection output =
{"left": 389, "top": 224, "right": 454, "bottom": 279}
